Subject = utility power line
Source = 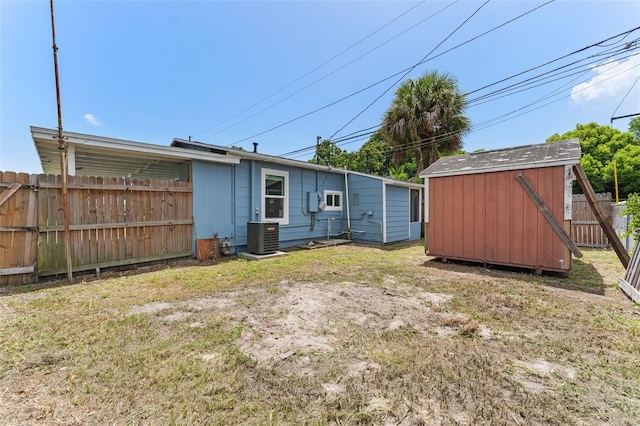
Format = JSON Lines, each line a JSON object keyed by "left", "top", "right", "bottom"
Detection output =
{"left": 192, "top": 0, "right": 431, "bottom": 140}
{"left": 234, "top": 0, "right": 556, "bottom": 147}
{"left": 327, "top": 0, "right": 490, "bottom": 140}
{"left": 611, "top": 63, "right": 640, "bottom": 120}
{"left": 200, "top": 2, "right": 459, "bottom": 142}
{"left": 278, "top": 35, "right": 639, "bottom": 159}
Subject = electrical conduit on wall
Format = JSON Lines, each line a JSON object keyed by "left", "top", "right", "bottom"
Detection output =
{"left": 344, "top": 169, "right": 351, "bottom": 237}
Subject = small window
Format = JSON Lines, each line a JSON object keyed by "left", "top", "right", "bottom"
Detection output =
{"left": 262, "top": 169, "right": 289, "bottom": 224}
{"left": 324, "top": 190, "right": 343, "bottom": 212}
{"left": 410, "top": 189, "right": 421, "bottom": 222}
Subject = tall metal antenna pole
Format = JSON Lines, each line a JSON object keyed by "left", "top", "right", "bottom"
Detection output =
{"left": 50, "top": 0, "right": 73, "bottom": 282}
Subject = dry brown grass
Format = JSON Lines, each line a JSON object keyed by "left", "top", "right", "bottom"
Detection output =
{"left": 1, "top": 243, "right": 638, "bottom": 425}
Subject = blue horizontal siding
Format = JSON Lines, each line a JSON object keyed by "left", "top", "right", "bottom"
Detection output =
{"left": 191, "top": 160, "right": 421, "bottom": 254}
{"left": 246, "top": 162, "right": 347, "bottom": 249}
{"left": 192, "top": 161, "right": 234, "bottom": 251}
{"left": 409, "top": 222, "right": 421, "bottom": 240}
{"left": 347, "top": 174, "right": 384, "bottom": 243}
{"left": 386, "top": 185, "right": 410, "bottom": 243}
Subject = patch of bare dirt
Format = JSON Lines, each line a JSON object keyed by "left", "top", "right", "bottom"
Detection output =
{"left": 130, "top": 281, "right": 465, "bottom": 372}
{"left": 511, "top": 359, "right": 578, "bottom": 394}
{"left": 0, "top": 302, "right": 17, "bottom": 325}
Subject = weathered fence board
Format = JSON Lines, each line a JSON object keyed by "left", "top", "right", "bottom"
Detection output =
{"left": 1, "top": 172, "right": 193, "bottom": 284}
{"left": 0, "top": 172, "right": 38, "bottom": 285}
{"left": 572, "top": 193, "right": 612, "bottom": 248}
{"left": 36, "top": 174, "right": 193, "bottom": 276}
{"left": 619, "top": 237, "right": 640, "bottom": 302}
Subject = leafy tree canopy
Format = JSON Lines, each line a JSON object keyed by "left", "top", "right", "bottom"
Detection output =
{"left": 622, "top": 193, "right": 640, "bottom": 242}
{"left": 310, "top": 139, "right": 349, "bottom": 168}
{"left": 308, "top": 133, "right": 422, "bottom": 181}
{"left": 547, "top": 122, "right": 640, "bottom": 198}
{"left": 629, "top": 116, "right": 640, "bottom": 141}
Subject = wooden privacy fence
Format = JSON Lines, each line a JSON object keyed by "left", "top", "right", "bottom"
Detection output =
{"left": 572, "top": 193, "right": 612, "bottom": 248}
{"left": 1, "top": 171, "right": 193, "bottom": 285}
{"left": 0, "top": 172, "right": 38, "bottom": 285}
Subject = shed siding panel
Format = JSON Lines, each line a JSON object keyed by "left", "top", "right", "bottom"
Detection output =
{"left": 426, "top": 165, "right": 570, "bottom": 272}
{"left": 535, "top": 168, "right": 554, "bottom": 269}
{"left": 385, "top": 185, "right": 410, "bottom": 243}
{"left": 472, "top": 173, "right": 486, "bottom": 261}
{"left": 451, "top": 175, "right": 465, "bottom": 259}
{"left": 509, "top": 170, "right": 525, "bottom": 266}
{"left": 442, "top": 176, "right": 454, "bottom": 257}
{"left": 485, "top": 172, "right": 498, "bottom": 262}
{"left": 495, "top": 171, "right": 511, "bottom": 264}
{"left": 522, "top": 168, "right": 539, "bottom": 267}
{"left": 463, "top": 174, "right": 475, "bottom": 260}
{"left": 429, "top": 177, "right": 444, "bottom": 255}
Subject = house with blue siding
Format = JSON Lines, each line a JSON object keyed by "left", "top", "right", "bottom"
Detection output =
{"left": 31, "top": 127, "right": 422, "bottom": 257}
{"left": 174, "top": 139, "right": 423, "bottom": 251}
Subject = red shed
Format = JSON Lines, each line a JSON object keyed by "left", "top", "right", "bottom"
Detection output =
{"left": 419, "top": 139, "right": 582, "bottom": 273}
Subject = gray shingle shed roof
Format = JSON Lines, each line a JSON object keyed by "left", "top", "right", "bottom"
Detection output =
{"left": 419, "top": 138, "right": 581, "bottom": 178}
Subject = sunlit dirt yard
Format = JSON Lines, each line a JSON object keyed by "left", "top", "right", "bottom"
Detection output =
{"left": 1, "top": 242, "right": 638, "bottom": 425}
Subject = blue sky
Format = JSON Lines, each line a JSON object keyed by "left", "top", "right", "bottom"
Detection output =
{"left": 1, "top": 0, "right": 639, "bottom": 174}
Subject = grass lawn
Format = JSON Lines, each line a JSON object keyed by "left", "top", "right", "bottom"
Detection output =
{"left": 1, "top": 243, "right": 639, "bottom": 425}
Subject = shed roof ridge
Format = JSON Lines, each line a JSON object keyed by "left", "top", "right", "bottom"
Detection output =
{"left": 419, "top": 138, "right": 581, "bottom": 178}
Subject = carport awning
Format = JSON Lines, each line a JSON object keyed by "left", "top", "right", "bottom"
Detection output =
{"left": 31, "top": 127, "right": 240, "bottom": 181}
{"left": 35, "top": 140, "right": 189, "bottom": 180}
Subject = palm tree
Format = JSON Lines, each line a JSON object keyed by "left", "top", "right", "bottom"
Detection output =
{"left": 380, "top": 71, "right": 471, "bottom": 173}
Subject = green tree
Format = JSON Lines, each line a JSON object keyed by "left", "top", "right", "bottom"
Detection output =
{"left": 629, "top": 116, "right": 640, "bottom": 141}
{"left": 347, "top": 133, "right": 392, "bottom": 175}
{"left": 310, "top": 139, "right": 350, "bottom": 168}
{"left": 344, "top": 133, "right": 419, "bottom": 180}
{"left": 308, "top": 132, "right": 448, "bottom": 182}
{"left": 622, "top": 193, "right": 640, "bottom": 242}
{"left": 380, "top": 70, "right": 471, "bottom": 174}
{"left": 547, "top": 122, "right": 640, "bottom": 198}
{"left": 310, "top": 133, "right": 394, "bottom": 176}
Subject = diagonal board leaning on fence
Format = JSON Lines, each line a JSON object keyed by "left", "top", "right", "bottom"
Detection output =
{"left": 0, "top": 172, "right": 38, "bottom": 285}
{"left": 1, "top": 171, "right": 193, "bottom": 284}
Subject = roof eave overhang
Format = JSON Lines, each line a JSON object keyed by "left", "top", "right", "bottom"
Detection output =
{"left": 171, "top": 138, "right": 347, "bottom": 174}
{"left": 31, "top": 127, "right": 241, "bottom": 165}
{"left": 248, "top": 154, "right": 348, "bottom": 174}
{"left": 345, "top": 170, "right": 422, "bottom": 188}
{"left": 383, "top": 180, "right": 423, "bottom": 189}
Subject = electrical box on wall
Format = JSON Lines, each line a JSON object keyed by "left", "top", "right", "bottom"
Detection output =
{"left": 307, "top": 191, "right": 319, "bottom": 213}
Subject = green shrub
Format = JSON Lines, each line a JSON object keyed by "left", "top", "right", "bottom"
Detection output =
{"left": 622, "top": 193, "right": 640, "bottom": 242}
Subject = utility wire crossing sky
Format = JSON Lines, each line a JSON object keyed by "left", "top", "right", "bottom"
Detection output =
{"left": 1, "top": 0, "right": 639, "bottom": 173}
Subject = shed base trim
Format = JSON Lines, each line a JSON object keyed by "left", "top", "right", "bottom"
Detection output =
{"left": 428, "top": 254, "right": 569, "bottom": 274}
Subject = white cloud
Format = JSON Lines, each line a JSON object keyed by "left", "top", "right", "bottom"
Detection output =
{"left": 571, "top": 53, "right": 640, "bottom": 105}
{"left": 83, "top": 113, "right": 102, "bottom": 126}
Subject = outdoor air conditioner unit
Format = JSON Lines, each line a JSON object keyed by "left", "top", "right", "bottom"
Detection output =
{"left": 247, "top": 222, "right": 279, "bottom": 255}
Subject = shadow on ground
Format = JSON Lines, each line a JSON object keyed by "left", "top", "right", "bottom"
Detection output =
{"left": 422, "top": 256, "right": 606, "bottom": 296}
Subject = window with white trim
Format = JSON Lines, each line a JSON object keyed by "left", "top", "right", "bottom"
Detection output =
{"left": 324, "top": 190, "right": 343, "bottom": 211}
{"left": 262, "top": 169, "right": 289, "bottom": 224}
{"left": 410, "top": 189, "right": 420, "bottom": 223}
